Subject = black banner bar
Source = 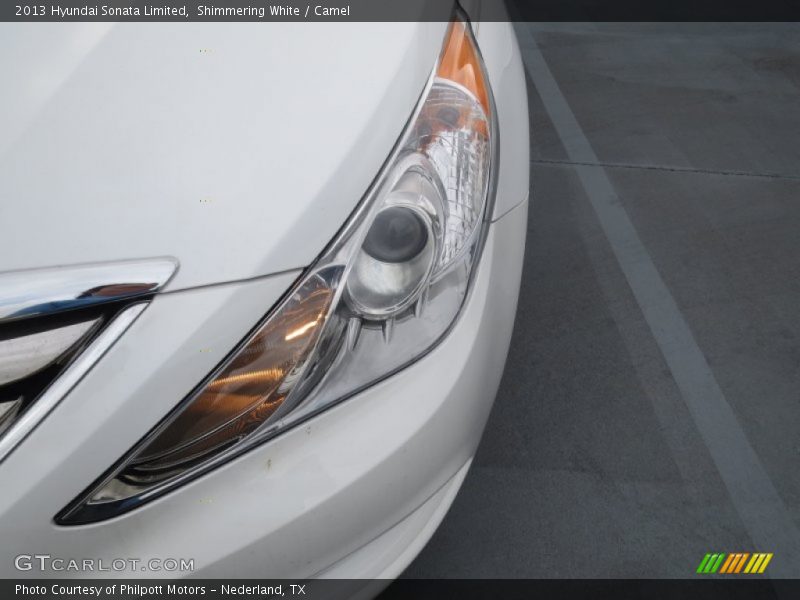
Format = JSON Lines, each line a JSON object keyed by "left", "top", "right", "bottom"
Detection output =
{"left": 4, "top": 579, "right": 800, "bottom": 600}
{"left": 1, "top": 0, "right": 799, "bottom": 22}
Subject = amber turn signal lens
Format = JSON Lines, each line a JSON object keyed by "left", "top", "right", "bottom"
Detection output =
{"left": 123, "top": 275, "right": 335, "bottom": 478}
{"left": 437, "top": 19, "right": 490, "bottom": 115}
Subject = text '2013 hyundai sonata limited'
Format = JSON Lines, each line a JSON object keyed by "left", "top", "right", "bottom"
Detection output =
{"left": 0, "top": 7, "right": 529, "bottom": 584}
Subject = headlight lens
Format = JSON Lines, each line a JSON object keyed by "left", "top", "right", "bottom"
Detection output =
{"left": 58, "top": 14, "right": 496, "bottom": 524}
{"left": 347, "top": 202, "right": 436, "bottom": 318}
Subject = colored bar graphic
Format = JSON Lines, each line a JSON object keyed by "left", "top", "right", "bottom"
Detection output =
{"left": 721, "top": 553, "right": 734, "bottom": 573}
{"left": 697, "top": 554, "right": 712, "bottom": 573}
{"left": 710, "top": 554, "right": 725, "bottom": 573}
{"left": 744, "top": 554, "right": 760, "bottom": 573}
{"left": 734, "top": 553, "right": 749, "bottom": 573}
{"left": 705, "top": 554, "right": 719, "bottom": 573}
{"left": 707, "top": 554, "right": 719, "bottom": 573}
{"left": 700, "top": 552, "right": 773, "bottom": 574}
{"left": 726, "top": 552, "right": 742, "bottom": 573}
{"left": 759, "top": 553, "right": 773, "bottom": 573}
{"left": 719, "top": 554, "right": 736, "bottom": 573}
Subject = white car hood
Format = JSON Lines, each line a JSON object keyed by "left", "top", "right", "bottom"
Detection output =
{"left": 0, "top": 22, "right": 447, "bottom": 291}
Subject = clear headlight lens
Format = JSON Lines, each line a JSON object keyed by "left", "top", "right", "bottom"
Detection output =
{"left": 58, "top": 14, "right": 496, "bottom": 524}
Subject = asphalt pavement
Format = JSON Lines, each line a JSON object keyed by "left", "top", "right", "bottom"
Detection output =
{"left": 402, "top": 23, "right": 800, "bottom": 578}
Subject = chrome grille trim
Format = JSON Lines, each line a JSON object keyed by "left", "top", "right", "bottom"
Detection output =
{"left": 0, "top": 257, "right": 177, "bottom": 462}
{"left": 0, "top": 318, "right": 101, "bottom": 386}
{"left": 0, "top": 303, "right": 147, "bottom": 464}
{"left": 0, "top": 258, "right": 177, "bottom": 324}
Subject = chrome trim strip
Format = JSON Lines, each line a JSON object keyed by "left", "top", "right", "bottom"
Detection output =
{"left": 0, "top": 397, "right": 23, "bottom": 436}
{"left": 0, "top": 303, "right": 147, "bottom": 464}
{"left": 0, "top": 258, "right": 177, "bottom": 324}
{"left": 0, "top": 318, "right": 101, "bottom": 386}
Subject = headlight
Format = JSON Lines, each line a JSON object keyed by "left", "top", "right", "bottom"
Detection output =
{"left": 58, "top": 13, "right": 496, "bottom": 524}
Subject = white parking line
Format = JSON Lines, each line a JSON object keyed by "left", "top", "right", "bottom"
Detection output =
{"left": 516, "top": 22, "right": 800, "bottom": 577}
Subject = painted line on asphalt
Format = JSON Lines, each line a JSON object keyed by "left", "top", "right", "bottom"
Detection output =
{"left": 516, "top": 23, "right": 800, "bottom": 577}
{"left": 532, "top": 157, "right": 800, "bottom": 182}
